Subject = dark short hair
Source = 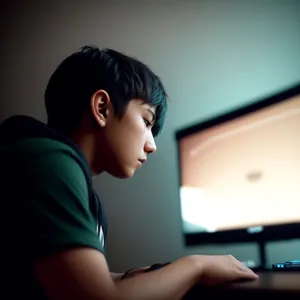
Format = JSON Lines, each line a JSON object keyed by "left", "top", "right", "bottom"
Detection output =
{"left": 45, "top": 45, "right": 168, "bottom": 136}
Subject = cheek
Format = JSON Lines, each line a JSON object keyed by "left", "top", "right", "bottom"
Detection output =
{"left": 124, "top": 118, "right": 146, "bottom": 139}
{"left": 108, "top": 116, "right": 146, "bottom": 160}
{"left": 120, "top": 123, "right": 146, "bottom": 160}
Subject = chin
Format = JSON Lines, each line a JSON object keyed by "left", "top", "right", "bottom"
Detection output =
{"left": 108, "top": 167, "right": 136, "bottom": 179}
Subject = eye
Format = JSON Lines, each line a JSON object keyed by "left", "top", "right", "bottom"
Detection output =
{"left": 143, "top": 118, "right": 152, "bottom": 128}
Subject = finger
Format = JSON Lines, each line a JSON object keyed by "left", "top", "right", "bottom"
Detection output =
{"left": 239, "top": 269, "right": 259, "bottom": 279}
{"left": 238, "top": 262, "right": 255, "bottom": 273}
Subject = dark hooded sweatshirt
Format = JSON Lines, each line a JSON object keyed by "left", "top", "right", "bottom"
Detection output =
{"left": 0, "top": 115, "right": 107, "bottom": 299}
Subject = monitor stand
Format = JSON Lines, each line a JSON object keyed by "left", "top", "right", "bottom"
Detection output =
{"left": 251, "top": 240, "right": 268, "bottom": 272}
{"left": 258, "top": 240, "right": 267, "bottom": 270}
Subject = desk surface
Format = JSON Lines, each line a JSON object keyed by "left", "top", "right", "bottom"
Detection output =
{"left": 228, "top": 271, "right": 300, "bottom": 292}
{"left": 184, "top": 271, "right": 300, "bottom": 299}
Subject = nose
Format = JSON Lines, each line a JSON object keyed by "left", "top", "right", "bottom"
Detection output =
{"left": 144, "top": 132, "right": 157, "bottom": 154}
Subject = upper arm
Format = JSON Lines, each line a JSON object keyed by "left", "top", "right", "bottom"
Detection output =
{"left": 25, "top": 150, "right": 115, "bottom": 299}
{"left": 26, "top": 150, "right": 103, "bottom": 259}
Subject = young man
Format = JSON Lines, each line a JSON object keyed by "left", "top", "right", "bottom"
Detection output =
{"left": 0, "top": 46, "right": 258, "bottom": 299}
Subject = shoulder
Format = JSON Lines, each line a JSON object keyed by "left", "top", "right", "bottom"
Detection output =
{"left": 13, "top": 137, "right": 88, "bottom": 180}
{"left": 1, "top": 137, "right": 104, "bottom": 258}
{"left": 12, "top": 137, "right": 82, "bottom": 159}
{"left": 19, "top": 139, "right": 104, "bottom": 257}
{"left": 28, "top": 138, "right": 89, "bottom": 196}
{"left": 4, "top": 137, "right": 91, "bottom": 204}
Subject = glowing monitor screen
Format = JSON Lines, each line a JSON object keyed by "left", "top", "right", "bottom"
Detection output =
{"left": 176, "top": 84, "right": 300, "bottom": 245}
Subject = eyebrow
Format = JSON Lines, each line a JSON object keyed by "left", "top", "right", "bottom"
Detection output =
{"left": 146, "top": 108, "right": 156, "bottom": 123}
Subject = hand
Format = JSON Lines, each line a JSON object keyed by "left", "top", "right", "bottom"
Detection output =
{"left": 195, "top": 254, "right": 258, "bottom": 285}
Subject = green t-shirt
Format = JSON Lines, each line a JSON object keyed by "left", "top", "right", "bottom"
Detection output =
{"left": 1, "top": 137, "right": 104, "bottom": 298}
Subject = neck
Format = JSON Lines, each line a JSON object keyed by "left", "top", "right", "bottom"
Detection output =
{"left": 69, "top": 130, "right": 103, "bottom": 177}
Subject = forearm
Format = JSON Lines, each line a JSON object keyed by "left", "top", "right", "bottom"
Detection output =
{"left": 114, "top": 255, "right": 201, "bottom": 300}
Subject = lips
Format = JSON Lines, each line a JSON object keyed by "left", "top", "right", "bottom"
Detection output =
{"left": 138, "top": 158, "right": 147, "bottom": 164}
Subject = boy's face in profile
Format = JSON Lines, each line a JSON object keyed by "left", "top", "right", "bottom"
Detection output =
{"left": 93, "top": 94, "right": 157, "bottom": 179}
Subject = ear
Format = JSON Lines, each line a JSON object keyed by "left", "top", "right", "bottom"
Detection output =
{"left": 90, "top": 90, "right": 111, "bottom": 127}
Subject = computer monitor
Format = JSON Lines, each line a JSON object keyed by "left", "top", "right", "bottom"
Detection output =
{"left": 175, "top": 82, "right": 300, "bottom": 268}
